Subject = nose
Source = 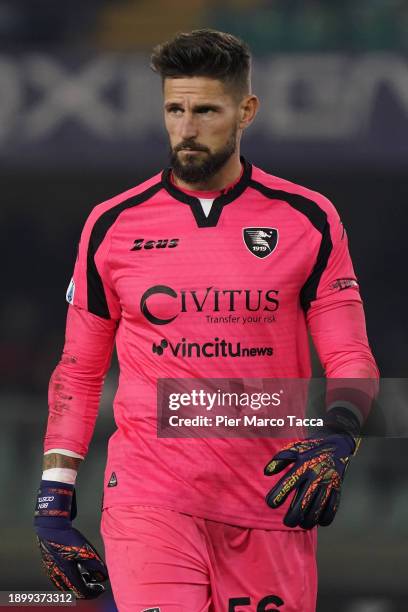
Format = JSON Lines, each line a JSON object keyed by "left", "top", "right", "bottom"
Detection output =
{"left": 179, "top": 111, "right": 198, "bottom": 140}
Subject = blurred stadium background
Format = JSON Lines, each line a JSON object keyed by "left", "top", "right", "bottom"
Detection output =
{"left": 1, "top": 1, "right": 407, "bottom": 610}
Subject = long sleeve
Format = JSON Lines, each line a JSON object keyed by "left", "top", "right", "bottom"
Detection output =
{"left": 44, "top": 305, "right": 117, "bottom": 456}
{"left": 303, "top": 195, "right": 379, "bottom": 419}
{"left": 308, "top": 299, "right": 378, "bottom": 380}
{"left": 308, "top": 298, "right": 379, "bottom": 421}
{"left": 44, "top": 197, "right": 122, "bottom": 456}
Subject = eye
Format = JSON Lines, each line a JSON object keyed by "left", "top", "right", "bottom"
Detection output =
{"left": 197, "top": 107, "right": 215, "bottom": 114}
{"left": 167, "top": 106, "right": 183, "bottom": 116}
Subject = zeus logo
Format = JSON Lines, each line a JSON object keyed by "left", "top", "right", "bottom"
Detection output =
{"left": 140, "top": 285, "right": 280, "bottom": 326}
{"left": 131, "top": 238, "right": 179, "bottom": 250}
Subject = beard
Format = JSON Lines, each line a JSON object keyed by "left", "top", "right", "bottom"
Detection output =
{"left": 170, "top": 131, "right": 237, "bottom": 184}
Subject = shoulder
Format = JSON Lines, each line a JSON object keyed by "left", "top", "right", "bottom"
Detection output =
{"left": 77, "top": 172, "right": 163, "bottom": 251}
{"left": 85, "top": 171, "right": 163, "bottom": 231}
{"left": 250, "top": 165, "right": 340, "bottom": 227}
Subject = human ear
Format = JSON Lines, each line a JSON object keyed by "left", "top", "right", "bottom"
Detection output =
{"left": 238, "top": 95, "right": 260, "bottom": 129}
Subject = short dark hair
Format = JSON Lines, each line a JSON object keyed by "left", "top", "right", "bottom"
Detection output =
{"left": 150, "top": 29, "right": 251, "bottom": 97}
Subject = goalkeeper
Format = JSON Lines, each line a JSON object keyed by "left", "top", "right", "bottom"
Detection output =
{"left": 34, "top": 29, "right": 379, "bottom": 612}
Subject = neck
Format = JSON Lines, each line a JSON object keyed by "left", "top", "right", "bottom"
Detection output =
{"left": 172, "top": 151, "right": 243, "bottom": 192}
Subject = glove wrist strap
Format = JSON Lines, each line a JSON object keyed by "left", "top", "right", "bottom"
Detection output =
{"left": 324, "top": 406, "right": 361, "bottom": 454}
{"left": 34, "top": 480, "right": 76, "bottom": 529}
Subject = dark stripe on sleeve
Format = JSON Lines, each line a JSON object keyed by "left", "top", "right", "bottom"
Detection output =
{"left": 249, "top": 179, "right": 333, "bottom": 311}
{"left": 87, "top": 182, "right": 163, "bottom": 318}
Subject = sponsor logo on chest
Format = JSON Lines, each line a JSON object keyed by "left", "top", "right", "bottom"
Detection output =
{"left": 131, "top": 238, "right": 179, "bottom": 251}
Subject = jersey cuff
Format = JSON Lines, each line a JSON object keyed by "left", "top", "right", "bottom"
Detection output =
{"left": 44, "top": 448, "right": 85, "bottom": 459}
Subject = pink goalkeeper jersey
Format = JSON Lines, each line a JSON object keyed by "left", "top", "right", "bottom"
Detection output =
{"left": 44, "top": 159, "right": 378, "bottom": 529}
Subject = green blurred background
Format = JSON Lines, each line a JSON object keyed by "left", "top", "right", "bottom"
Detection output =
{"left": 1, "top": 1, "right": 408, "bottom": 610}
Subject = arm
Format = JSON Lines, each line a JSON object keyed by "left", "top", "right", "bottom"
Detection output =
{"left": 34, "top": 306, "right": 117, "bottom": 598}
{"left": 308, "top": 298, "right": 379, "bottom": 429}
{"left": 40, "top": 301, "right": 117, "bottom": 484}
{"left": 305, "top": 205, "right": 379, "bottom": 423}
{"left": 43, "top": 193, "right": 121, "bottom": 468}
{"left": 44, "top": 304, "right": 117, "bottom": 461}
{"left": 42, "top": 450, "right": 83, "bottom": 484}
{"left": 35, "top": 202, "right": 120, "bottom": 598}
{"left": 265, "top": 195, "right": 379, "bottom": 529}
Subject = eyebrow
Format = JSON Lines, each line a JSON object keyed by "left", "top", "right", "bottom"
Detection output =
{"left": 165, "top": 102, "right": 223, "bottom": 112}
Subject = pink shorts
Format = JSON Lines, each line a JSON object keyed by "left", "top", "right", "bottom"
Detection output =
{"left": 101, "top": 506, "right": 317, "bottom": 612}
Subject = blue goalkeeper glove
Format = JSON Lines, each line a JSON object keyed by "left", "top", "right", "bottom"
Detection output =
{"left": 264, "top": 409, "right": 361, "bottom": 529}
{"left": 34, "top": 481, "right": 108, "bottom": 599}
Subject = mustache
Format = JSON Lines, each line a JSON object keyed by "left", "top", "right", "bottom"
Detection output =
{"left": 174, "top": 141, "right": 209, "bottom": 153}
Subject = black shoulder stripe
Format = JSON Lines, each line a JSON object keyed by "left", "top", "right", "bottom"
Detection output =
{"left": 249, "top": 179, "right": 333, "bottom": 311}
{"left": 300, "top": 224, "right": 332, "bottom": 312}
{"left": 87, "top": 181, "right": 163, "bottom": 318}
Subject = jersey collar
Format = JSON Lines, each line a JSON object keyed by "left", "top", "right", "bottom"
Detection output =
{"left": 161, "top": 157, "right": 252, "bottom": 228}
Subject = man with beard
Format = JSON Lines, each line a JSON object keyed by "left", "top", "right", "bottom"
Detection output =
{"left": 34, "top": 30, "right": 378, "bottom": 611}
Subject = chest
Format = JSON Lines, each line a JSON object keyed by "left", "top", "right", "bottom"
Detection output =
{"left": 108, "top": 197, "right": 318, "bottom": 322}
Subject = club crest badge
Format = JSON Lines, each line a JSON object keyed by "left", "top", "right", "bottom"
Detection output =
{"left": 243, "top": 227, "right": 279, "bottom": 259}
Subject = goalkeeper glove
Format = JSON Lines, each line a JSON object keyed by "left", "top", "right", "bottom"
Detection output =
{"left": 264, "top": 413, "right": 359, "bottom": 530}
{"left": 34, "top": 481, "right": 108, "bottom": 599}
